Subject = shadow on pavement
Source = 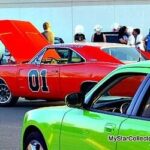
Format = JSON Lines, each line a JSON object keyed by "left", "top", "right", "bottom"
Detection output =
{"left": 15, "top": 98, "right": 65, "bottom": 108}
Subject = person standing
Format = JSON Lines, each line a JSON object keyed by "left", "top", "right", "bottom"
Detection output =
{"left": 112, "top": 23, "right": 120, "bottom": 32}
{"left": 132, "top": 28, "right": 145, "bottom": 51}
{"left": 127, "top": 27, "right": 135, "bottom": 46}
{"left": 42, "top": 22, "right": 54, "bottom": 44}
{"left": 118, "top": 26, "right": 128, "bottom": 44}
{"left": 91, "top": 25, "right": 106, "bottom": 42}
{"left": 74, "top": 25, "right": 86, "bottom": 42}
{"left": 144, "top": 29, "right": 150, "bottom": 51}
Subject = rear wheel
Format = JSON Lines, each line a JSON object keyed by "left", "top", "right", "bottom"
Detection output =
{"left": 24, "top": 131, "right": 47, "bottom": 150}
{"left": 0, "top": 84, "right": 18, "bottom": 106}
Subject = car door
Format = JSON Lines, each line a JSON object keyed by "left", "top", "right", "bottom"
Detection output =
{"left": 60, "top": 73, "right": 146, "bottom": 150}
{"left": 60, "top": 108, "right": 126, "bottom": 150}
{"left": 117, "top": 76, "right": 150, "bottom": 150}
{"left": 55, "top": 48, "right": 88, "bottom": 98}
{"left": 38, "top": 64, "right": 60, "bottom": 99}
{"left": 58, "top": 48, "right": 101, "bottom": 98}
{"left": 18, "top": 48, "right": 60, "bottom": 99}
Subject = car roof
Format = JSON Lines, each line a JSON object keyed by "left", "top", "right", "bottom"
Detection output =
{"left": 82, "top": 42, "right": 131, "bottom": 49}
{"left": 45, "top": 43, "right": 123, "bottom": 64}
{"left": 111, "top": 60, "right": 150, "bottom": 75}
{"left": 52, "top": 42, "right": 130, "bottom": 49}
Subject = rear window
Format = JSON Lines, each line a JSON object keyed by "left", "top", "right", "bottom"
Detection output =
{"left": 102, "top": 47, "right": 146, "bottom": 62}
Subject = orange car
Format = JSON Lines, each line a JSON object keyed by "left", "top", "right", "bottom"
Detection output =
{"left": 0, "top": 20, "right": 145, "bottom": 106}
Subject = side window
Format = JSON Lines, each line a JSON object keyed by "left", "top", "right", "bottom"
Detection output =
{"left": 70, "top": 51, "right": 84, "bottom": 63}
{"left": 41, "top": 48, "right": 61, "bottom": 64}
{"left": 39, "top": 48, "right": 84, "bottom": 65}
{"left": 90, "top": 74, "right": 146, "bottom": 115}
{"left": 41, "top": 48, "right": 72, "bottom": 65}
{"left": 137, "top": 86, "right": 150, "bottom": 118}
{"left": 56, "top": 48, "right": 70, "bottom": 64}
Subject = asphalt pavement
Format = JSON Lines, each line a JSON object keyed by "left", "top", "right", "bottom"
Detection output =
{"left": 0, "top": 98, "right": 65, "bottom": 150}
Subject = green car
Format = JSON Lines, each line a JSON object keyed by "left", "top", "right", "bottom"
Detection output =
{"left": 22, "top": 61, "right": 150, "bottom": 150}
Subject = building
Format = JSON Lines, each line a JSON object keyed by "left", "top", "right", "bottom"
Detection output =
{"left": 0, "top": 0, "right": 149, "bottom": 42}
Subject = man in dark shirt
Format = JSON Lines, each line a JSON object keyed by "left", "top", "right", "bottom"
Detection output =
{"left": 74, "top": 33, "right": 86, "bottom": 42}
{"left": 91, "top": 25, "right": 106, "bottom": 42}
{"left": 74, "top": 25, "right": 86, "bottom": 42}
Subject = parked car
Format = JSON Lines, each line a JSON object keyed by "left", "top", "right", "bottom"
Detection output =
{"left": 22, "top": 61, "right": 150, "bottom": 150}
{"left": 86, "top": 42, "right": 149, "bottom": 64}
{"left": 0, "top": 20, "right": 122, "bottom": 106}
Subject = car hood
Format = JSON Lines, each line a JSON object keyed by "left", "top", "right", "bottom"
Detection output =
{"left": 0, "top": 20, "right": 48, "bottom": 63}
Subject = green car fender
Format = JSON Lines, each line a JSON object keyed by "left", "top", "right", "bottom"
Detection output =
{"left": 21, "top": 106, "right": 72, "bottom": 150}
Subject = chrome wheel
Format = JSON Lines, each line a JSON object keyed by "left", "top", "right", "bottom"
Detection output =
{"left": 24, "top": 131, "right": 47, "bottom": 150}
{"left": 26, "top": 140, "right": 44, "bottom": 150}
{"left": 0, "top": 84, "right": 11, "bottom": 104}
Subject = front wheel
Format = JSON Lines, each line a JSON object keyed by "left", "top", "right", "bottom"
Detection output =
{"left": 0, "top": 84, "right": 18, "bottom": 106}
{"left": 24, "top": 131, "right": 47, "bottom": 150}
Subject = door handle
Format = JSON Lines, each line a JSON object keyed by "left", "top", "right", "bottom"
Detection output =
{"left": 105, "top": 123, "right": 116, "bottom": 133}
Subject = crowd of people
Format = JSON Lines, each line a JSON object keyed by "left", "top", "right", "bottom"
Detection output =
{"left": 41, "top": 21, "right": 150, "bottom": 52}
{"left": 74, "top": 24, "right": 106, "bottom": 43}
{"left": 73, "top": 24, "right": 150, "bottom": 51}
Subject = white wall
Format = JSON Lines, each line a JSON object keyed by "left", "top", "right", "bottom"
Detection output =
{"left": 0, "top": 1, "right": 149, "bottom": 42}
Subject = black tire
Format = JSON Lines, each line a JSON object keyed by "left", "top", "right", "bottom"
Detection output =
{"left": 24, "top": 131, "right": 47, "bottom": 150}
{"left": 0, "top": 84, "right": 18, "bottom": 106}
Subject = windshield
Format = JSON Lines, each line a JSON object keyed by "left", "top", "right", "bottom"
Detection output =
{"left": 102, "top": 47, "right": 146, "bottom": 63}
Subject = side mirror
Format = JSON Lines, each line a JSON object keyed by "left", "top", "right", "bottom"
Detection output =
{"left": 65, "top": 93, "right": 84, "bottom": 108}
{"left": 81, "top": 82, "right": 97, "bottom": 96}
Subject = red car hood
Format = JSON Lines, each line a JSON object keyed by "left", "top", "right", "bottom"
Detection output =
{"left": 0, "top": 20, "right": 48, "bottom": 63}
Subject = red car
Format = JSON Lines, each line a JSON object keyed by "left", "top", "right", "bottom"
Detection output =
{"left": 0, "top": 20, "right": 129, "bottom": 106}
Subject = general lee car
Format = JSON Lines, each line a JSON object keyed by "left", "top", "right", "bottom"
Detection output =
{"left": 0, "top": 20, "right": 147, "bottom": 106}
{"left": 0, "top": 20, "right": 122, "bottom": 106}
{"left": 22, "top": 61, "right": 150, "bottom": 150}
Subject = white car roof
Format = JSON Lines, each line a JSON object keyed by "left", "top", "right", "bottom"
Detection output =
{"left": 83, "top": 42, "right": 131, "bottom": 49}
{"left": 51, "top": 42, "right": 133, "bottom": 49}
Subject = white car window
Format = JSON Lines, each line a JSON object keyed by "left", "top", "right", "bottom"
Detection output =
{"left": 103, "top": 47, "right": 145, "bottom": 62}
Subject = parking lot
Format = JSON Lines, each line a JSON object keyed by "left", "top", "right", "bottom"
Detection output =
{"left": 0, "top": 98, "right": 64, "bottom": 150}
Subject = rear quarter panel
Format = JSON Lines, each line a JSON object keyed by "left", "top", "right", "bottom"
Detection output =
{"left": 59, "top": 62, "right": 119, "bottom": 98}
